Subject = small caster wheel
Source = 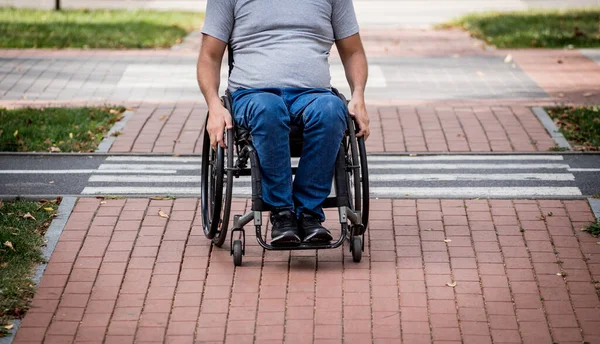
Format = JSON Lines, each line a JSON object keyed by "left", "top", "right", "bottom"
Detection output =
{"left": 233, "top": 240, "right": 243, "bottom": 266}
{"left": 351, "top": 236, "right": 362, "bottom": 263}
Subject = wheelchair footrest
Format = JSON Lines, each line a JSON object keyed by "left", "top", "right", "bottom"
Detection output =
{"left": 257, "top": 240, "right": 344, "bottom": 251}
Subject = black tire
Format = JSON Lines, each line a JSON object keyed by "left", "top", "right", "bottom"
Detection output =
{"left": 346, "top": 118, "right": 369, "bottom": 230}
{"left": 357, "top": 136, "right": 369, "bottom": 229}
{"left": 212, "top": 129, "right": 234, "bottom": 248}
{"left": 351, "top": 236, "right": 362, "bottom": 263}
{"left": 200, "top": 118, "right": 233, "bottom": 247}
{"left": 200, "top": 118, "right": 222, "bottom": 240}
{"left": 233, "top": 240, "right": 243, "bottom": 266}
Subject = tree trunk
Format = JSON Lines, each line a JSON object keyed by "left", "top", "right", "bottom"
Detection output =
{"left": 55, "top": 0, "right": 60, "bottom": 11}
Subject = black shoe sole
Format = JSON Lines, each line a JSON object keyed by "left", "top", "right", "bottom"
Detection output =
{"left": 271, "top": 233, "right": 302, "bottom": 247}
{"left": 302, "top": 230, "right": 333, "bottom": 243}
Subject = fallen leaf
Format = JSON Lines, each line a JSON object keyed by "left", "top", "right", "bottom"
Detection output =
{"left": 446, "top": 281, "right": 457, "bottom": 287}
{"left": 38, "top": 200, "right": 49, "bottom": 209}
{"left": 444, "top": 239, "right": 452, "bottom": 243}
{"left": 69, "top": 132, "right": 73, "bottom": 139}
{"left": 583, "top": 92, "right": 596, "bottom": 97}
{"left": 504, "top": 54, "right": 512, "bottom": 63}
{"left": 0, "top": 200, "right": 3, "bottom": 208}
{"left": 3, "top": 324, "right": 13, "bottom": 330}
{"left": 409, "top": 154, "right": 417, "bottom": 157}
{"left": 100, "top": 201, "right": 107, "bottom": 204}
{"left": 23, "top": 212, "right": 36, "bottom": 220}
{"left": 44, "top": 207, "right": 54, "bottom": 212}
{"left": 0, "top": 262, "right": 8, "bottom": 268}
{"left": 13, "top": 130, "right": 18, "bottom": 137}
{"left": 557, "top": 59, "right": 563, "bottom": 64}
{"left": 160, "top": 115, "right": 169, "bottom": 121}
{"left": 49, "top": 181, "right": 54, "bottom": 184}
{"left": 109, "top": 109, "right": 120, "bottom": 115}
{"left": 423, "top": 228, "right": 433, "bottom": 231}
{"left": 158, "top": 209, "right": 169, "bottom": 219}
{"left": 49, "top": 146, "right": 61, "bottom": 152}
{"left": 3, "top": 241, "right": 15, "bottom": 251}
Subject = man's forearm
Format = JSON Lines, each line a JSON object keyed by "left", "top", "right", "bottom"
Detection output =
{"left": 197, "top": 54, "right": 223, "bottom": 108}
{"left": 342, "top": 50, "right": 368, "bottom": 99}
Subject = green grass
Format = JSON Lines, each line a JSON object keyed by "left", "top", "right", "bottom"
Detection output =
{"left": 439, "top": 9, "right": 600, "bottom": 48}
{"left": 581, "top": 220, "right": 600, "bottom": 237}
{"left": 0, "top": 106, "right": 125, "bottom": 152}
{"left": 546, "top": 106, "right": 600, "bottom": 151}
{"left": 0, "top": 199, "right": 58, "bottom": 336}
{"left": 0, "top": 8, "right": 203, "bottom": 49}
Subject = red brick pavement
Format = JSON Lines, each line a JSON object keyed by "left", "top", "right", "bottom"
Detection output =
{"left": 15, "top": 198, "right": 600, "bottom": 343}
{"left": 508, "top": 49, "right": 600, "bottom": 105}
{"left": 107, "top": 104, "right": 557, "bottom": 154}
{"left": 338, "top": 28, "right": 489, "bottom": 58}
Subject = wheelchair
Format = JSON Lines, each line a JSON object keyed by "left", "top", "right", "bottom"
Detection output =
{"left": 200, "top": 88, "right": 369, "bottom": 266}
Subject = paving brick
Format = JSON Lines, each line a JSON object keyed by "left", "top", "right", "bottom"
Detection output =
{"left": 19, "top": 198, "right": 599, "bottom": 342}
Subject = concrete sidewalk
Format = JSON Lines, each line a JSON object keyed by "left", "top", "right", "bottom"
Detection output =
{"left": 3, "top": 29, "right": 600, "bottom": 105}
{"left": 14, "top": 198, "right": 600, "bottom": 343}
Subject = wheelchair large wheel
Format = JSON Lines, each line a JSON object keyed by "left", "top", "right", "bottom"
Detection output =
{"left": 345, "top": 118, "right": 370, "bottom": 230}
{"left": 200, "top": 120, "right": 233, "bottom": 248}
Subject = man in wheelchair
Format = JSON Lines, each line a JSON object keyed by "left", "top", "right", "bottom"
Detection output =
{"left": 197, "top": 0, "right": 370, "bottom": 247}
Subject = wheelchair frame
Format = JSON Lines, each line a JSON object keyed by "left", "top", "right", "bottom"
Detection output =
{"left": 200, "top": 89, "right": 369, "bottom": 266}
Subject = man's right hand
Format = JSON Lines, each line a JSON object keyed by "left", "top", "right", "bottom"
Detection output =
{"left": 207, "top": 103, "right": 233, "bottom": 150}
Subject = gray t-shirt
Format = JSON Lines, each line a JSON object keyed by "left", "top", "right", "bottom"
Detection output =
{"left": 201, "top": 0, "right": 359, "bottom": 92}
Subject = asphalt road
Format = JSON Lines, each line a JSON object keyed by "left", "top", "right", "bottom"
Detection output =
{"left": 1, "top": 153, "right": 599, "bottom": 199}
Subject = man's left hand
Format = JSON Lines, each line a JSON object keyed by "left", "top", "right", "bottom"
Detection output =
{"left": 347, "top": 98, "right": 370, "bottom": 140}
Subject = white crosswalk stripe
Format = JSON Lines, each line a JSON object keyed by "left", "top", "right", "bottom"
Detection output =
{"left": 81, "top": 155, "right": 583, "bottom": 198}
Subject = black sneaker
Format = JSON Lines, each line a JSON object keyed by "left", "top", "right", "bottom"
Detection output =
{"left": 270, "top": 209, "right": 302, "bottom": 246}
{"left": 299, "top": 213, "right": 333, "bottom": 243}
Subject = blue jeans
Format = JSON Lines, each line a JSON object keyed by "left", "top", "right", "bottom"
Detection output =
{"left": 231, "top": 88, "right": 348, "bottom": 221}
